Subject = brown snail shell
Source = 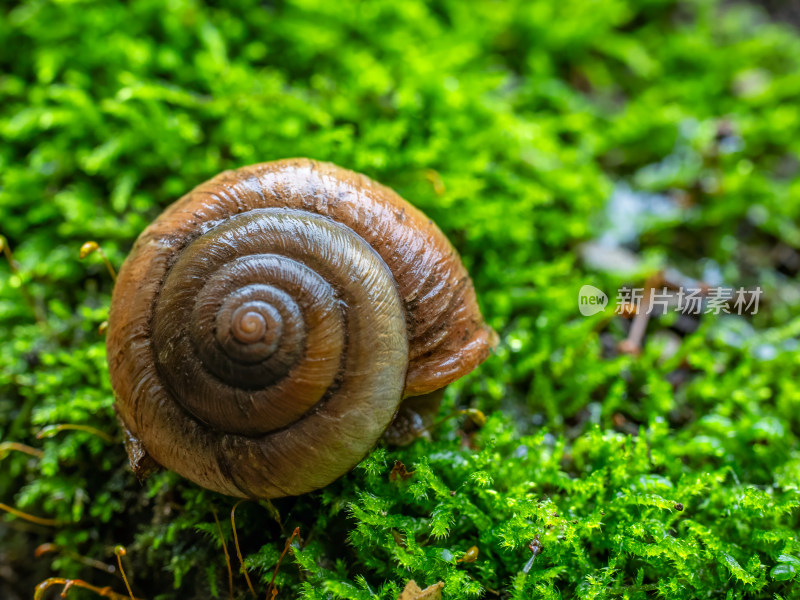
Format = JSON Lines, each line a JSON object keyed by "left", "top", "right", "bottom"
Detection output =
{"left": 107, "top": 159, "right": 496, "bottom": 498}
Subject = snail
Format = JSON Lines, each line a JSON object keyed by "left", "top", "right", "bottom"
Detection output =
{"left": 107, "top": 159, "right": 496, "bottom": 499}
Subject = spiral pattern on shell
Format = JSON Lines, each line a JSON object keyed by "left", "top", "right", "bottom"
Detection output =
{"left": 108, "top": 159, "right": 496, "bottom": 498}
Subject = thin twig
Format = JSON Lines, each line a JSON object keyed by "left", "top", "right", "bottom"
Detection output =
{"left": 619, "top": 272, "right": 663, "bottom": 355}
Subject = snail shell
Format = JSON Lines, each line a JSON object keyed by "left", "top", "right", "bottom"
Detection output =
{"left": 107, "top": 159, "right": 496, "bottom": 498}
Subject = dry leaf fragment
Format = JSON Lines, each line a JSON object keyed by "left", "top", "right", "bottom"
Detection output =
{"left": 398, "top": 580, "right": 444, "bottom": 600}
{"left": 390, "top": 460, "right": 415, "bottom": 481}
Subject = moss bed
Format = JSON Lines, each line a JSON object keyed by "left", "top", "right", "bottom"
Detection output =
{"left": 1, "top": 0, "right": 799, "bottom": 598}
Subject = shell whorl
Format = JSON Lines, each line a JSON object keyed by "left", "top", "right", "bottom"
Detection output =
{"left": 108, "top": 159, "right": 495, "bottom": 498}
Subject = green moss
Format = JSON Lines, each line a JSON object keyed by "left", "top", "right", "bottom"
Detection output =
{"left": 1, "top": 0, "right": 799, "bottom": 598}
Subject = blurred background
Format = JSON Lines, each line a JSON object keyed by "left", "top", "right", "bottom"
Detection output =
{"left": 1, "top": 1, "right": 799, "bottom": 598}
